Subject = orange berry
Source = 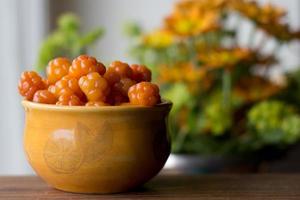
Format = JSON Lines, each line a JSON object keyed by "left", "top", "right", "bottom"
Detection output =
{"left": 42, "top": 79, "right": 51, "bottom": 89}
{"left": 113, "top": 78, "right": 136, "bottom": 96}
{"left": 69, "top": 55, "right": 106, "bottom": 78}
{"left": 128, "top": 82, "right": 161, "bottom": 106}
{"left": 110, "top": 61, "right": 133, "bottom": 78}
{"left": 85, "top": 101, "right": 109, "bottom": 106}
{"left": 46, "top": 57, "right": 71, "bottom": 84}
{"left": 130, "top": 64, "right": 151, "bottom": 82}
{"left": 33, "top": 90, "right": 57, "bottom": 104}
{"left": 48, "top": 85, "right": 57, "bottom": 95}
{"left": 56, "top": 93, "right": 82, "bottom": 106}
{"left": 51, "top": 75, "right": 84, "bottom": 100}
{"left": 18, "top": 71, "right": 45, "bottom": 100}
{"left": 106, "top": 77, "right": 135, "bottom": 105}
{"left": 79, "top": 72, "right": 110, "bottom": 102}
{"left": 106, "top": 90, "right": 129, "bottom": 105}
{"left": 104, "top": 61, "right": 133, "bottom": 85}
{"left": 103, "top": 68, "right": 121, "bottom": 85}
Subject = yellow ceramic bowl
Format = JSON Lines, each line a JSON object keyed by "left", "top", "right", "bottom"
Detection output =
{"left": 22, "top": 100, "right": 172, "bottom": 194}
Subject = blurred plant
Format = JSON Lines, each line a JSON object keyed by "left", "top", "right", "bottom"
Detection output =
{"left": 37, "top": 13, "right": 104, "bottom": 72}
{"left": 125, "top": 0, "right": 300, "bottom": 155}
{"left": 248, "top": 101, "right": 300, "bottom": 145}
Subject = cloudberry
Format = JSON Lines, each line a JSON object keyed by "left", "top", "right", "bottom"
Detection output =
{"left": 56, "top": 93, "right": 82, "bottom": 106}
{"left": 85, "top": 101, "right": 109, "bottom": 106}
{"left": 46, "top": 57, "right": 71, "bottom": 84}
{"left": 18, "top": 71, "right": 45, "bottom": 100}
{"left": 33, "top": 90, "right": 57, "bottom": 104}
{"left": 130, "top": 64, "right": 152, "bottom": 82}
{"left": 48, "top": 85, "right": 57, "bottom": 95}
{"left": 79, "top": 72, "right": 110, "bottom": 102}
{"left": 128, "top": 82, "right": 161, "bottom": 106}
{"left": 110, "top": 61, "right": 133, "bottom": 77}
{"left": 51, "top": 75, "right": 84, "bottom": 100}
{"left": 113, "top": 78, "right": 136, "bottom": 96}
{"left": 42, "top": 79, "right": 51, "bottom": 89}
{"left": 106, "top": 90, "right": 128, "bottom": 105}
{"left": 103, "top": 68, "right": 121, "bottom": 85}
{"left": 104, "top": 61, "right": 133, "bottom": 85}
{"left": 69, "top": 55, "right": 106, "bottom": 78}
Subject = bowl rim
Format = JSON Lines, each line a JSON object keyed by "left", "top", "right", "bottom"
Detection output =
{"left": 22, "top": 99, "right": 172, "bottom": 112}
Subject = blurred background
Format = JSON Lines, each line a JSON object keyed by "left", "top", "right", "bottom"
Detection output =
{"left": 0, "top": 0, "right": 299, "bottom": 175}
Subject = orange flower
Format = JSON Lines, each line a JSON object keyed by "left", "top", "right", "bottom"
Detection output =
{"left": 234, "top": 76, "right": 282, "bottom": 102}
{"left": 158, "top": 63, "right": 213, "bottom": 94}
{"left": 164, "top": 0, "right": 222, "bottom": 36}
{"left": 231, "top": 1, "right": 285, "bottom": 22}
{"left": 159, "top": 63, "right": 206, "bottom": 83}
{"left": 231, "top": 1, "right": 298, "bottom": 41}
{"left": 143, "top": 29, "right": 174, "bottom": 48}
{"left": 198, "top": 48, "right": 251, "bottom": 69}
{"left": 260, "top": 23, "right": 299, "bottom": 41}
{"left": 260, "top": 3, "right": 286, "bottom": 24}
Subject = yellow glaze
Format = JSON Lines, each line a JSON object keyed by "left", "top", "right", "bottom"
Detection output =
{"left": 22, "top": 100, "right": 172, "bottom": 194}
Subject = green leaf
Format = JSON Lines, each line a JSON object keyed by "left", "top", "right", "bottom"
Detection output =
{"left": 79, "top": 28, "right": 104, "bottom": 48}
{"left": 162, "top": 83, "right": 192, "bottom": 114}
{"left": 123, "top": 21, "right": 142, "bottom": 37}
{"left": 247, "top": 100, "right": 300, "bottom": 146}
{"left": 36, "top": 13, "right": 103, "bottom": 73}
{"left": 58, "top": 13, "right": 80, "bottom": 31}
{"left": 282, "top": 115, "right": 300, "bottom": 144}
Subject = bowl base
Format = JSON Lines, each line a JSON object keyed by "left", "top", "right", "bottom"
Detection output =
{"left": 52, "top": 184, "right": 131, "bottom": 194}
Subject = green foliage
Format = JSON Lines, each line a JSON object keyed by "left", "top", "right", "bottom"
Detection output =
{"left": 277, "top": 68, "right": 300, "bottom": 107}
{"left": 248, "top": 101, "right": 300, "bottom": 145}
{"left": 203, "top": 99, "right": 232, "bottom": 136}
{"left": 123, "top": 21, "right": 142, "bottom": 37}
{"left": 282, "top": 115, "right": 300, "bottom": 144}
{"left": 163, "top": 83, "right": 192, "bottom": 114}
{"left": 37, "top": 13, "right": 104, "bottom": 72}
{"left": 248, "top": 101, "right": 292, "bottom": 134}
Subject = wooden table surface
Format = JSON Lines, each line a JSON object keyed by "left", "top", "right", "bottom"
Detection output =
{"left": 1, "top": 174, "right": 300, "bottom": 200}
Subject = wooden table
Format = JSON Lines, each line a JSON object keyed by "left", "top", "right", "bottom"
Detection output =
{"left": 1, "top": 174, "right": 300, "bottom": 199}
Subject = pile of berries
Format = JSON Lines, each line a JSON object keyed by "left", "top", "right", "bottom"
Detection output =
{"left": 18, "top": 55, "right": 161, "bottom": 106}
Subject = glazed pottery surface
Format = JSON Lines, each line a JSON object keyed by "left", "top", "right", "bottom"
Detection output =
{"left": 22, "top": 100, "right": 172, "bottom": 194}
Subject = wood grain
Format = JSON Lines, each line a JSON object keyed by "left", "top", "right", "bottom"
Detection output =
{"left": 1, "top": 174, "right": 300, "bottom": 199}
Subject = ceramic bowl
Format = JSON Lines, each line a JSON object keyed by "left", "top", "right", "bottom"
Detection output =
{"left": 22, "top": 100, "right": 172, "bottom": 194}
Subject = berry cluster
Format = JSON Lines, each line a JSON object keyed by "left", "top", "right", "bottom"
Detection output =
{"left": 18, "top": 55, "right": 161, "bottom": 106}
